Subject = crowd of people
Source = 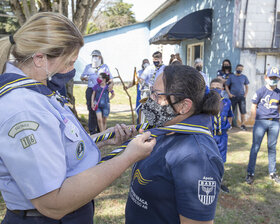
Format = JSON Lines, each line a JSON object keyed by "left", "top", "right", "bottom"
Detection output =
{"left": 0, "top": 11, "right": 279, "bottom": 224}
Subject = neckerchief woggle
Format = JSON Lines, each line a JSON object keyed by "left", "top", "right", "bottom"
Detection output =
{"left": 0, "top": 73, "right": 213, "bottom": 165}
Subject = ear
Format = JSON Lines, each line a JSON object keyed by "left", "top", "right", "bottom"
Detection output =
{"left": 32, "top": 53, "right": 46, "bottom": 68}
{"left": 178, "top": 98, "right": 193, "bottom": 114}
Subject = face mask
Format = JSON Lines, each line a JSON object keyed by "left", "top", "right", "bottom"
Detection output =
{"left": 196, "top": 65, "right": 202, "bottom": 72}
{"left": 266, "top": 79, "right": 279, "bottom": 86}
{"left": 47, "top": 69, "right": 76, "bottom": 91}
{"left": 92, "top": 57, "right": 101, "bottom": 68}
{"left": 212, "top": 88, "right": 222, "bottom": 95}
{"left": 142, "top": 63, "right": 149, "bottom": 69}
{"left": 223, "top": 65, "right": 231, "bottom": 70}
{"left": 236, "top": 70, "right": 242, "bottom": 74}
{"left": 142, "top": 98, "right": 177, "bottom": 127}
{"left": 97, "top": 77, "right": 103, "bottom": 84}
{"left": 153, "top": 61, "right": 160, "bottom": 67}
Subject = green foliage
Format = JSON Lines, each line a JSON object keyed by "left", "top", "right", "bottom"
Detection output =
{"left": 86, "top": 0, "right": 136, "bottom": 35}
{"left": 0, "top": 0, "right": 19, "bottom": 35}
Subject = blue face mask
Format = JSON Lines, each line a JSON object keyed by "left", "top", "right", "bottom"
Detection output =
{"left": 212, "top": 88, "right": 222, "bottom": 95}
{"left": 266, "top": 78, "right": 279, "bottom": 86}
{"left": 47, "top": 69, "right": 76, "bottom": 91}
{"left": 153, "top": 61, "right": 160, "bottom": 67}
{"left": 236, "top": 70, "right": 242, "bottom": 74}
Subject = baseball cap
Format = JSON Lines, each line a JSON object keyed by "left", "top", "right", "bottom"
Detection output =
{"left": 91, "top": 50, "right": 102, "bottom": 57}
{"left": 266, "top": 67, "right": 280, "bottom": 78}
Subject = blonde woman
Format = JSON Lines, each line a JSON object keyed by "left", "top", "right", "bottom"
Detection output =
{"left": 0, "top": 12, "right": 155, "bottom": 224}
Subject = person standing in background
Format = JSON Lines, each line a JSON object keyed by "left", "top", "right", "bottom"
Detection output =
{"left": 80, "top": 50, "right": 113, "bottom": 134}
{"left": 246, "top": 67, "right": 280, "bottom": 185}
{"left": 217, "top": 59, "right": 234, "bottom": 99}
{"left": 194, "top": 58, "right": 209, "bottom": 86}
{"left": 225, "top": 64, "right": 249, "bottom": 130}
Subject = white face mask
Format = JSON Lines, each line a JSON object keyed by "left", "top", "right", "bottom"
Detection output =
{"left": 143, "top": 63, "right": 149, "bottom": 69}
{"left": 266, "top": 78, "right": 279, "bottom": 86}
{"left": 92, "top": 56, "right": 101, "bottom": 68}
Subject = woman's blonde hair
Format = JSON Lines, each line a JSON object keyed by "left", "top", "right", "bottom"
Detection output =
{"left": 0, "top": 12, "right": 84, "bottom": 74}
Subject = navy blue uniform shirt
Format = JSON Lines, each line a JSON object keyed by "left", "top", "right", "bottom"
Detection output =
{"left": 125, "top": 114, "right": 224, "bottom": 223}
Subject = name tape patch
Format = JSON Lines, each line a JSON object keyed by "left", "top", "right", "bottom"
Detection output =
{"left": 8, "top": 121, "right": 39, "bottom": 138}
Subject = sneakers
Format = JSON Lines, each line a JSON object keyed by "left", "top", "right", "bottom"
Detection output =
{"left": 270, "top": 173, "right": 280, "bottom": 184}
{"left": 246, "top": 174, "right": 254, "bottom": 184}
{"left": 240, "top": 125, "right": 247, "bottom": 131}
{"left": 220, "top": 184, "right": 230, "bottom": 193}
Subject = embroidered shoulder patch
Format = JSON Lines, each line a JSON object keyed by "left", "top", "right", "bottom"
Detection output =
{"left": 198, "top": 177, "right": 216, "bottom": 205}
{"left": 8, "top": 121, "right": 39, "bottom": 138}
{"left": 20, "top": 134, "right": 37, "bottom": 149}
{"left": 76, "top": 141, "right": 85, "bottom": 160}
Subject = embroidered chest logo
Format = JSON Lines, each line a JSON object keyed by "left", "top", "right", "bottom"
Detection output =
{"left": 76, "top": 141, "right": 85, "bottom": 160}
{"left": 198, "top": 177, "right": 216, "bottom": 205}
{"left": 133, "top": 169, "right": 152, "bottom": 185}
{"left": 261, "top": 95, "right": 279, "bottom": 109}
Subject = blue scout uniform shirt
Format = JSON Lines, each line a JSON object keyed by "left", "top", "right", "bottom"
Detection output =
{"left": 140, "top": 64, "right": 165, "bottom": 87}
{"left": 0, "top": 63, "right": 100, "bottom": 210}
{"left": 252, "top": 86, "right": 280, "bottom": 119}
{"left": 226, "top": 73, "right": 249, "bottom": 96}
{"left": 81, "top": 64, "right": 112, "bottom": 88}
{"left": 217, "top": 70, "right": 233, "bottom": 80}
{"left": 212, "top": 98, "right": 234, "bottom": 133}
{"left": 125, "top": 114, "right": 224, "bottom": 223}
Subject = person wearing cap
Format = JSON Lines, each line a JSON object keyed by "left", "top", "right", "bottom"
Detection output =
{"left": 246, "top": 67, "right": 280, "bottom": 185}
{"left": 80, "top": 50, "right": 113, "bottom": 134}
{"left": 194, "top": 58, "right": 209, "bottom": 86}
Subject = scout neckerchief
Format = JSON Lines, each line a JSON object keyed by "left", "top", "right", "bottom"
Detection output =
{"left": 99, "top": 121, "right": 212, "bottom": 163}
{"left": 213, "top": 112, "right": 222, "bottom": 135}
{"left": 149, "top": 64, "right": 163, "bottom": 86}
{"left": 0, "top": 73, "right": 54, "bottom": 98}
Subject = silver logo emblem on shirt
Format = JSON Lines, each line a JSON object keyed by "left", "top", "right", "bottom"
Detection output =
{"left": 198, "top": 177, "right": 216, "bottom": 205}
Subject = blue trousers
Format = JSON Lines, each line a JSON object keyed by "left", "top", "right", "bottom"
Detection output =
{"left": 213, "top": 132, "right": 228, "bottom": 163}
{"left": 1, "top": 201, "right": 94, "bottom": 224}
{"left": 247, "top": 119, "right": 280, "bottom": 175}
{"left": 86, "top": 87, "right": 99, "bottom": 134}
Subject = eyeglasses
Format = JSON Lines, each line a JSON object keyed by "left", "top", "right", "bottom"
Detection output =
{"left": 150, "top": 87, "right": 185, "bottom": 108}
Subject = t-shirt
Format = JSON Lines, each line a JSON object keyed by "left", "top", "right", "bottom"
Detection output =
{"left": 217, "top": 70, "right": 233, "bottom": 80}
{"left": 92, "top": 84, "right": 109, "bottom": 107}
{"left": 125, "top": 115, "right": 224, "bottom": 223}
{"left": 81, "top": 64, "right": 112, "bottom": 88}
{"left": 226, "top": 74, "right": 249, "bottom": 96}
{"left": 252, "top": 86, "right": 280, "bottom": 119}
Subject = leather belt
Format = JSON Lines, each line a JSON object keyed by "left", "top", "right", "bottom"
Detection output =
{"left": 262, "top": 118, "right": 279, "bottom": 121}
{"left": 8, "top": 209, "right": 43, "bottom": 217}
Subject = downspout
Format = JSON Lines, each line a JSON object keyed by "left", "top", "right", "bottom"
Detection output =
{"left": 242, "top": 0, "right": 249, "bottom": 49}
{"left": 271, "top": 0, "right": 277, "bottom": 48}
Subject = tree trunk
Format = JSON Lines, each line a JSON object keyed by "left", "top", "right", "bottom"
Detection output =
{"left": 22, "top": 0, "right": 31, "bottom": 19}
{"left": 9, "top": 0, "right": 26, "bottom": 25}
{"left": 60, "top": 0, "right": 68, "bottom": 17}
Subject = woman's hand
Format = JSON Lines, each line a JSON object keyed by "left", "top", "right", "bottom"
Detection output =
{"left": 95, "top": 124, "right": 138, "bottom": 148}
{"left": 122, "top": 131, "right": 156, "bottom": 163}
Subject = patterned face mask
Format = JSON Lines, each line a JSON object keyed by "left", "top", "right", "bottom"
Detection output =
{"left": 142, "top": 98, "right": 178, "bottom": 127}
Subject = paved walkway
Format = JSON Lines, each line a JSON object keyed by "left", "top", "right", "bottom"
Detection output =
{"left": 76, "top": 104, "right": 133, "bottom": 114}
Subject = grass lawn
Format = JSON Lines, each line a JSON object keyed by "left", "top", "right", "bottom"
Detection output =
{"left": 0, "top": 84, "right": 279, "bottom": 223}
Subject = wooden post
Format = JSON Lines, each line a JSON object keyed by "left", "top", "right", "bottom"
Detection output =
{"left": 115, "top": 68, "right": 135, "bottom": 125}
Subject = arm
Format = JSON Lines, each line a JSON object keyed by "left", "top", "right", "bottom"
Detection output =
{"left": 109, "top": 90, "right": 115, "bottom": 100}
{"left": 80, "top": 65, "right": 89, "bottom": 81}
{"left": 31, "top": 132, "right": 156, "bottom": 220}
{"left": 244, "top": 85, "right": 249, "bottom": 97}
{"left": 91, "top": 90, "right": 96, "bottom": 111}
{"left": 180, "top": 215, "right": 213, "bottom": 224}
{"left": 250, "top": 103, "right": 257, "bottom": 121}
{"left": 225, "top": 85, "right": 233, "bottom": 98}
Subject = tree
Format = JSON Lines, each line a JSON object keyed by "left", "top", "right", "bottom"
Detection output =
{"left": 7, "top": 0, "right": 103, "bottom": 117}
{"left": 86, "top": 0, "right": 136, "bottom": 35}
{"left": 0, "top": 0, "right": 19, "bottom": 36}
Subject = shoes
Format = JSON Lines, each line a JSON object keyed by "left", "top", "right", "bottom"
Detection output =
{"left": 270, "top": 173, "right": 280, "bottom": 184}
{"left": 246, "top": 174, "right": 254, "bottom": 184}
{"left": 240, "top": 125, "right": 247, "bottom": 131}
{"left": 220, "top": 184, "right": 230, "bottom": 193}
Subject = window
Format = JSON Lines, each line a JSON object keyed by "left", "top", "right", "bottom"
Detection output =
{"left": 186, "top": 42, "right": 204, "bottom": 67}
{"left": 275, "top": 12, "right": 280, "bottom": 48}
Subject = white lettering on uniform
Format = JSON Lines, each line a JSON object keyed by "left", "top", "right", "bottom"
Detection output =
{"left": 129, "top": 187, "right": 148, "bottom": 210}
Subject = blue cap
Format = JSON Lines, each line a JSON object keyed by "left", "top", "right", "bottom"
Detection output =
{"left": 266, "top": 67, "right": 280, "bottom": 78}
